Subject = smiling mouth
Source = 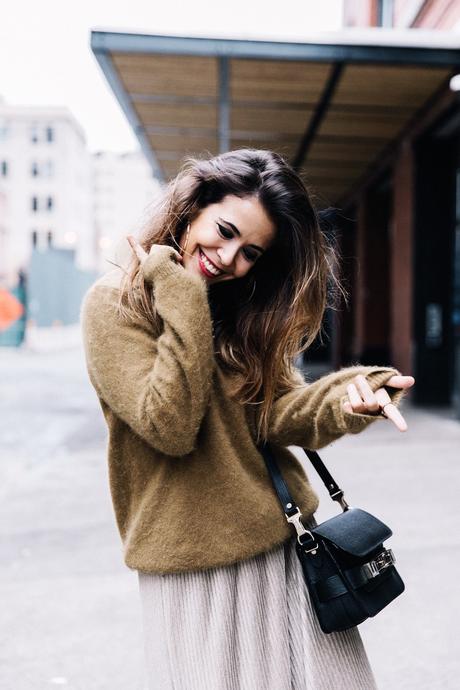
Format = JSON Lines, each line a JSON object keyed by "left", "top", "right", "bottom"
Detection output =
{"left": 198, "top": 248, "right": 225, "bottom": 277}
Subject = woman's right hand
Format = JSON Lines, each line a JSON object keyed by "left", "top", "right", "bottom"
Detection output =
{"left": 127, "top": 236, "right": 184, "bottom": 268}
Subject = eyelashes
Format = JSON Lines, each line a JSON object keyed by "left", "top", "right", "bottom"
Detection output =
{"left": 216, "top": 222, "right": 233, "bottom": 240}
{"left": 216, "top": 223, "right": 259, "bottom": 262}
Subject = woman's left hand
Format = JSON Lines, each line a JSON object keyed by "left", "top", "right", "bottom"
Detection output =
{"left": 342, "top": 374, "right": 415, "bottom": 432}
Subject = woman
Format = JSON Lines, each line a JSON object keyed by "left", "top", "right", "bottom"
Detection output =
{"left": 81, "top": 149, "right": 414, "bottom": 690}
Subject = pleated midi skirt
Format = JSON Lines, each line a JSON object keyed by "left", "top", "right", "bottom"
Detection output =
{"left": 137, "top": 525, "right": 379, "bottom": 690}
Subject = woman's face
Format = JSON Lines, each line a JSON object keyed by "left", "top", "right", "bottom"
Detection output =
{"left": 179, "top": 194, "right": 276, "bottom": 283}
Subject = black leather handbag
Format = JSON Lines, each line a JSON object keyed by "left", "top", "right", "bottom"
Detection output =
{"left": 260, "top": 442, "right": 405, "bottom": 634}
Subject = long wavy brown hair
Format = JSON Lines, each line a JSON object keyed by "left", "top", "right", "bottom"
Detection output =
{"left": 118, "top": 148, "right": 345, "bottom": 443}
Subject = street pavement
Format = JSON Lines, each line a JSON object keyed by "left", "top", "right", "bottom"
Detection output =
{"left": 1, "top": 344, "right": 459, "bottom": 689}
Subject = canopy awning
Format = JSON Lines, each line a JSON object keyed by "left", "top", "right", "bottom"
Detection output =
{"left": 91, "top": 29, "right": 460, "bottom": 207}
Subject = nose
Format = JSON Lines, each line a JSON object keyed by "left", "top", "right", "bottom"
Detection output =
{"left": 216, "top": 243, "right": 239, "bottom": 269}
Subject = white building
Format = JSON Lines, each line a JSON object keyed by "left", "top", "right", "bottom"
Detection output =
{"left": 92, "top": 151, "right": 161, "bottom": 274}
{"left": 0, "top": 99, "right": 94, "bottom": 286}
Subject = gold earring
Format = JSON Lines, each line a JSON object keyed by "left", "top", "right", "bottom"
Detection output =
{"left": 181, "top": 223, "right": 191, "bottom": 257}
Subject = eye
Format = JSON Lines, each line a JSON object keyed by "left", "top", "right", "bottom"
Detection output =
{"left": 243, "top": 248, "right": 258, "bottom": 262}
{"left": 216, "top": 222, "right": 233, "bottom": 239}
{"left": 216, "top": 222, "right": 260, "bottom": 263}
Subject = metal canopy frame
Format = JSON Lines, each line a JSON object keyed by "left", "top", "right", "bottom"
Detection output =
{"left": 93, "top": 48, "right": 164, "bottom": 179}
{"left": 91, "top": 29, "right": 460, "bottom": 186}
{"left": 292, "top": 62, "right": 344, "bottom": 171}
{"left": 91, "top": 30, "right": 460, "bottom": 65}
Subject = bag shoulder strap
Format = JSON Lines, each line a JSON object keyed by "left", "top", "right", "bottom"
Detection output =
{"left": 259, "top": 442, "right": 349, "bottom": 515}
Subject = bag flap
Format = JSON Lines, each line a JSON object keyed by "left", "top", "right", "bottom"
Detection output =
{"left": 312, "top": 508, "right": 392, "bottom": 557}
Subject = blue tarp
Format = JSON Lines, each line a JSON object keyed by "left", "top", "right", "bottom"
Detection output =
{"left": 0, "top": 248, "right": 99, "bottom": 346}
{"left": 28, "top": 248, "right": 99, "bottom": 327}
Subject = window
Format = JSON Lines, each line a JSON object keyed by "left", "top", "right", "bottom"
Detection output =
{"left": 47, "top": 196, "right": 53, "bottom": 211}
{"left": 44, "top": 160, "right": 54, "bottom": 178}
{"left": 47, "top": 230, "right": 53, "bottom": 246}
{"left": 0, "top": 123, "right": 9, "bottom": 141}
{"left": 46, "top": 127, "right": 54, "bottom": 143}
{"left": 31, "top": 196, "right": 38, "bottom": 212}
{"left": 1, "top": 161, "right": 8, "bottom": 177}
{"left": 31, "top": 230, "right": 38, "bottom": 248}
{"left": 30, "top": 161, "right": 54, "bottom": 177}
{"left": 30, "top": 124, "right": 39, "bottom": 144}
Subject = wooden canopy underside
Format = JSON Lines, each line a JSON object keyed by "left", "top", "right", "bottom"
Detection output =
{"left": 94, "top": 33, "right": 457, "bottom": 206}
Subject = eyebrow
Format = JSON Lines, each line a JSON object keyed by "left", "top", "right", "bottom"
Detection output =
{"left": 218, "top": 217, "right": 265, "bottom": 253}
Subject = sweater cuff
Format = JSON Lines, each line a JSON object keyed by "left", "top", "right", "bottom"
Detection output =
{"left": 141, "top": 244, "right": 185, "bottom": 283}
{"left": 339, "top": 367, "right": 407, "bottom": 434}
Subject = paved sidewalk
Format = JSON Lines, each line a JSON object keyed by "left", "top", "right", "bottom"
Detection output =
{"left": 1, "top": 346, "right": 459, "bottom": 689}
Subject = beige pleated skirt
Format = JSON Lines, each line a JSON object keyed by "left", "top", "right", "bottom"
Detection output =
{"left": 137, "top": 525, "right": 379, "bottom": 690}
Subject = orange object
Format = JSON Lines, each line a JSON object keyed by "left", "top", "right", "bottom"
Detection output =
{"left": 0, "top": 288, "right": 24, "bottom": 330}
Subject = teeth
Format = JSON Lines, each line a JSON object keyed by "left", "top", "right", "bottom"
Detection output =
{"left": 200, "top": 250, "right": 222, "bottom": 275}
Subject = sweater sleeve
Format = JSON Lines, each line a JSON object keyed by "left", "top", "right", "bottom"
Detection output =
{"left": 266, "top": 365, "right": 408, "bottom": 449}
{"left": 80, "top": 245, "right": 216, "bottom": 457}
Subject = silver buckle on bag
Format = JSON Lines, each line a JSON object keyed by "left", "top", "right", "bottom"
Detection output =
{"left": 330, "top": 490, "right": 350, "bottom": 512}
{"left": 285, "top": 509, "right": 319, "bottom": 554}
{"left": 362, "top": 549, "right": 396, "bottom": 579}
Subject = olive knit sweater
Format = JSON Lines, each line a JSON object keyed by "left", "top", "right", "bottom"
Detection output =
{"left": 80, "top": 245, "right": 405, "bottom": 574}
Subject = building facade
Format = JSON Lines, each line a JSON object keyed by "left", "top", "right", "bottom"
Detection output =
{"left": 0, "top": 99, "right": 94, "bottom": 287}
{"left": 0, "top": 99, "right": 165, "bottom": 342}
{"left": 340, "top": 1, "right": 460, "bottom": 416}
{"left": 92, "top": 150, "right": 161, "bottom": 274}
{"left": 343, "top": 0, "right": 460, "bottom": 28}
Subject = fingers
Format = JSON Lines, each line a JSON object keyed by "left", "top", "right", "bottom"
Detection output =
{"left": 385, "top": 375, "right": 415, "bottom": 389}
{"left": 375, "top": 386, "right": 392, "bottom": 408}
{"left": 343, "top": 374, "right": 410, "bottom": 432}
{"left": 345, "top": 374, "right": 379, "bottom": 414}
{"left": 127, "top": 235, "right": 148, "bottom": 263}
{"left": 355, "top": 374, "right": 380, "bottom": 413}
{"left": 342, "top": 400, "right": 354, "bottom": 414}
{"left": 377, "top": 399, "right": 408, "bottom": 432}
{"left": 376, "top": 374, "right": 414, "bottom": 432}
{"left": 375, "top": 387, "right": 408, "bottom": 431}
{"left": 127, "top": 237, "right": 184, "bottom": 267}
{"left": 346, "top": 382, "right": 366, "bottom": 413}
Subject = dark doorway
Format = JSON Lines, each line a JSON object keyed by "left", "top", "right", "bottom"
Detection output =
{"left": 334, "top": 175, "right": 392, "bottom": 368}
{"left": 414, "top": 115, "right": 457, "bottom": 405}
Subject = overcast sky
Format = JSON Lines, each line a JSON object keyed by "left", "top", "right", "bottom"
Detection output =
{"left": 0, "top": 0, "right": 343, "bottom": 153}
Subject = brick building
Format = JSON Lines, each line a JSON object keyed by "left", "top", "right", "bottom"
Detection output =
{"left": 341, "top": 1, "right": 460, "bottom": 415}
{"left": 344, "top": 0, "right": 460, "bottom": 29}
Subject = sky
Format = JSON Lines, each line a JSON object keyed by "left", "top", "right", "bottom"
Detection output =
{"left": 0, "top": 0, "right": 343, "bottom": 154}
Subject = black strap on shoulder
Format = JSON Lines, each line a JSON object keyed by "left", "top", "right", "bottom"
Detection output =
{"left": 259, "top": 441, "right": 298, "bottom": 516}
{"left": 259, "top": 442, "right": 348, "bottom": 513}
